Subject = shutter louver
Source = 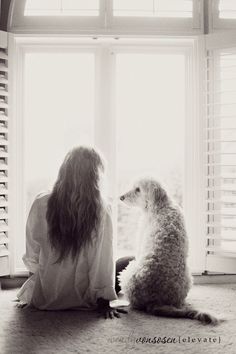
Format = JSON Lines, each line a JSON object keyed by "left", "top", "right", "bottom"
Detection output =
{"left": 0, "top": 31, "right": 10, "bottom": 276}
{"left": 206, "top": 46, "right": 236, "bottom": 273}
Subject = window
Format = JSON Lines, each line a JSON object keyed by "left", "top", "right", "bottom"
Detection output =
{"left": 219, "top": 0, "right": 236, "bottom": 19}
{"left": 24, "top": 52, "right": 94, "bottom": 209}
{"left": 113, "top": 0, "right": 193, "bottom": 18}
{"left": 5, "top": 3, "right": 236, "bottom": 277}
{"left": 211, "top": 0, "right": 236, "bottom": 30}
{"left": 24, "top": 0, "right": 99, "bottom": 17}
{"left": 8, "top": 0, "right": 203, "bottom": 34}
{"left": 13, "top": 47, "right": 96, "bottom": 272}
{"left": 9, "top": 0, "right": 105, "bottom": 33}
{"left": 108, "top": 0, "right": 202, "bottom": 33}
{"left": 116, "top": 52, "right": 185, "bottom": 257}
{"left": 10, "top": 37, "right": 200, "bottom": 274}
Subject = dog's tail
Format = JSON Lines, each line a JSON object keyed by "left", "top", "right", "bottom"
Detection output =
{"left": 147, "top": 305, "right": 219, "bottom": 325}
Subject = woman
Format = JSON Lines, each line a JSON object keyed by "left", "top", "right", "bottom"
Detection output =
{"left": 17, "top": 146, "right": 128, "bottom": 318}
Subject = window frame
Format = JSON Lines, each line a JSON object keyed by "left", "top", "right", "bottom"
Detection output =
{"left": 106, "top": 0, "right": 203, "bottom": 35}
{"left": 9, "top": 0, "right": 107, "bottom": 33}
{"left": 8, "top": 0, "right": 204, "bottom": 35}
{"left": 8, "top": 34, "right": 204, "bottom": 275}
{"left": 209, "top": 0, "right": 236, "bottom": 31}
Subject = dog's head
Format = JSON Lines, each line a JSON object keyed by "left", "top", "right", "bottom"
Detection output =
{"left": 120, "top": 177, "right": 169, "bottom": 210}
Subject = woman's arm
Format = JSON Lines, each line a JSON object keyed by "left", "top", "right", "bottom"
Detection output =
{"left": 87, "top": 206, "right": 128, "bottom": 318}
{"left": 22, "top": 197, "right": 42, "bottom": 274}
{"left": 88, "top": 206, "right": 117, "bottom": 302}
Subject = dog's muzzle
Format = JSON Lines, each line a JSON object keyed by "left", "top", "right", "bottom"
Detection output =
{"left": 120, "top": 195, "right": 125, "bottom": 201}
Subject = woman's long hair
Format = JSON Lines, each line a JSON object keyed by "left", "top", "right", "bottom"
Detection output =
{"left": 46, "top": 146, "right": 105, "bottom": 263}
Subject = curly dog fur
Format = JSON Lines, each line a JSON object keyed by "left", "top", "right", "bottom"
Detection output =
{"left": 119, "top": 177, "right": 219, "bottom": 325}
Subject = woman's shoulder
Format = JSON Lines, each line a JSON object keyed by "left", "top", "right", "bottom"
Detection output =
{"left": 35, "top": 190, "right": 51, "bottom": 202}
{"left": 100, "top": 198, "right": 113, "bottom": 218}
{"left": 30, "top": 191, "right": 51, "bottom": 211}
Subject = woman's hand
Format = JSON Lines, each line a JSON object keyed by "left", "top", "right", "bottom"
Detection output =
{"left": 97, "top": 298, "right": 128, "bottom": 319}
{"left": 15, "top": 300, "right": 28, "bottom": 308}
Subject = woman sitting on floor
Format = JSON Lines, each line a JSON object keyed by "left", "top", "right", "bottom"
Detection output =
{"left": 17, "top": 146, "right": 130, "bottom": 318}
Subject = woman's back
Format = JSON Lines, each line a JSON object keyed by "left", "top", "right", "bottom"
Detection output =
{"left": 18, "top": 192, "right": 117, "bottom": 310}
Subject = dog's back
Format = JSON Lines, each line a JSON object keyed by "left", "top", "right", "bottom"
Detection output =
{"left": 121, "top": 204, "right": 191, "bottom": 308}
{"left": 119, "top": 178, "right": 219, "bottom": 324}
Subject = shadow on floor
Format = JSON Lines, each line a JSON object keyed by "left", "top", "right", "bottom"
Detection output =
{"left": 3, "top": 304, "right": 102, "bottom": 354}
{"left": 1, "top": 285, "right": 236, "bottom": 354}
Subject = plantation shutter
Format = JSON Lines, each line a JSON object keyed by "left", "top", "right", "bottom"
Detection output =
{"left": 205, "top": 32, "right": 236, "bottom": 273}
{"left": 0, "top": 31, "right": 9, "bottom": 276}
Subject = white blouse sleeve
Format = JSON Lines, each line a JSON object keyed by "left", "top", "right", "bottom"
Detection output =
{"left": 87, "top": 206, "right": 117, "bottom": 302}
{"left": 22, "top": 197, "right": 41, "bottom": 273}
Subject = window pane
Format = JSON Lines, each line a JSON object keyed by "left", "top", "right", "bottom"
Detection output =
{"left": 24, "top": 52, "right": 94, "bottom": 209}
{"left": 219, "top": 0, "right": 236, "bottom": 19}
{"left": 25, "top": 0, "right": 61, "bottom": 15}
{"left": 113, "top": 0, "right": 193, "bottom": 18}
{"left": 16, "top": 52, "right": 95, "bottom": 270}
{"left": 62, "top": 0, "right": 99, "bottom": 16}
{"left": 155, "top": 0, "right": 192, "bottom": 18}
{"left": 26, "top": 0, "right": 61, "bottom": 10}
{"left": 116, "top": 53, "right": 185, "bottom": 257}
{"left": 24, "top": 0, "right": 99, "bottom": 16}
{"left": 62, "top": 0, "right": 99, "bottom": 10}
{"left": 113, "top": 0, "right": 154, "bottom": 17}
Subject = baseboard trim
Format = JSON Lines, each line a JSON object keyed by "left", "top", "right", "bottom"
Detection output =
{"left": 0, "top": 276, "right": 28, "bottom": 289}
{"left": 193, "top": 274, "right": 236, "bottom": 284}
{"left": 1, "top": 274, "right": 236, "bottom": 290}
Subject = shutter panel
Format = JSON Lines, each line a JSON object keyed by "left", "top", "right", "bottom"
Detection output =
{"left": 205, "top": 33, "right": 236, "bottom": 273}
{"left": 0, "top": 30, "right": 9, "bottom": 277}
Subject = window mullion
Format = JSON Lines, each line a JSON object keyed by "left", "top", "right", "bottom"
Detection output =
{"left": 94, "top": 44, "right": 117, "bottom": 256}
{"left": 94, "top": 45, "right": 117, "bottom": 199}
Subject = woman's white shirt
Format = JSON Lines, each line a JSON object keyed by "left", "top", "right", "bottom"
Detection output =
{"left": 17, "top": 192, "right": 117, "bottom": 310}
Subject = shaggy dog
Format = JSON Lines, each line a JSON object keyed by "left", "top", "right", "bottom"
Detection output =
{"left": 119, "top": 177, "right": 219, "bottom": 324}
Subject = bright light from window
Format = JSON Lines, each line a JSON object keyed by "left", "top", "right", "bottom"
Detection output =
{"left": 24, "top": 0, "right": 99, "bottom": 16}
{"left": 16, "top": 52, "right": 95, "bottom": 271}
{"left": 24, "top": 51, "right": 95, "bottom": 216}
{"left": 219, "top": 0, "right": 236, "bottom": 19}
{"left": 113, "top": 0, "right": 193, "bottom": 18}
{"left": 116, "top": 53, "right": 185, "bottom": 257}
{"left": 24, "top": 52, "right": 95, "bottom": 209}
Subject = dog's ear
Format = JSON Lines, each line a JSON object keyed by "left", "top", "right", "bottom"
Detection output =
{"left": 154, "top": 185, "right": 168, "bottom": 206}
